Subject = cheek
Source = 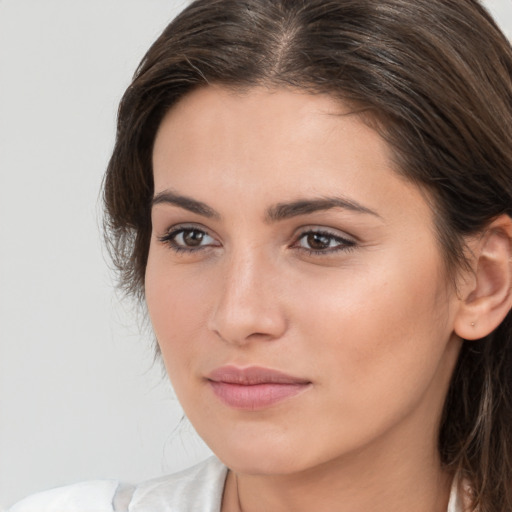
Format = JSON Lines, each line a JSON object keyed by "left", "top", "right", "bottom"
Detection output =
{"left": 291, "top": 247, "right": 453, "bottom": 403}
{"left": 144, "top": 251, "right": 213, "bottom": 374}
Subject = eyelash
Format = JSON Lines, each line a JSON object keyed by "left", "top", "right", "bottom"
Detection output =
{"left": 293, "top": 229, "right": 356, "bottom": 255}
{"left": 157, "top": 226, "right": 357, "bottom": 255}
{"left": 157, "top": 225, "right": 219, "bottom": 254}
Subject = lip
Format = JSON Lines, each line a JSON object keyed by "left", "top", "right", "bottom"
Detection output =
{"left": 206, "top": 366, "right": 311, "bottom": 410}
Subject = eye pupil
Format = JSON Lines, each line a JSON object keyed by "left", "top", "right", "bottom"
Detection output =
{"left": 307, "top": 233, "right": 330, "bottom": 250}
{"left": 183, "top": 230, "right": 204, "bottom": 246}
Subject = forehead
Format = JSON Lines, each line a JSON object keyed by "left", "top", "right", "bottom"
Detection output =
{"left": 154, "top": 86, "right": 388, "bottom": 179}
{"left": 151, "top": 85, "right": 429, "bottom": 225}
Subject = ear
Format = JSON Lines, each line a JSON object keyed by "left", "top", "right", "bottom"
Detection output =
{"left": 454, "top": 214, "right": 512, "bottom": 340}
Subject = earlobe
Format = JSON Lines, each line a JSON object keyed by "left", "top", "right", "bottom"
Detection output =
{"left": 454, "top": 214, "right": 512, "bottom": 341}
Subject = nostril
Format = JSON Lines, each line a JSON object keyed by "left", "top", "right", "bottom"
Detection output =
{"left": 208, "top": 304, "right": 288, "bottom": 346}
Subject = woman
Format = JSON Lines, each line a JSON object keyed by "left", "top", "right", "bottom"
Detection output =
{"left": 10, "top": 0, "right": 512, "bottom": 511}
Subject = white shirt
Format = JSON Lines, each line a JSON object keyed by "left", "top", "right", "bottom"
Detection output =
{"left": 8, "top": 456, "right": 464, "bottom": 512}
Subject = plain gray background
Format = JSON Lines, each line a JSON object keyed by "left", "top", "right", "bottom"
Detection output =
{"left": 1, "top": 0, "right": 511, "bottom": 507}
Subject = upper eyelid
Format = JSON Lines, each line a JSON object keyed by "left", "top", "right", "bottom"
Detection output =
{"left": 161, "top": 223, "right": 213, "bottom": 236}
{"left": 159, "top": 224, "right": 221, "bottom": 248}
{"left": 156, "top": 223, "right": 357, "bottom": 244}
{"left": 294, "top": 226, "right": 357, "bottom": 242}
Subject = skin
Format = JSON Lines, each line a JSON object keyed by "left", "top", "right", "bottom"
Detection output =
{"left": 146, "top": 86, "right": 465, "bottom": 512}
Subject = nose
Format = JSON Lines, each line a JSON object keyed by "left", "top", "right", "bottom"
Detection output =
{"left": 207, "top": 249, "right": 288, "bottom": 346}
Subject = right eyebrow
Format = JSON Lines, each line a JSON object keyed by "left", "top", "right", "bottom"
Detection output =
{"left": 151, "top": 190, "right": 221, "bottom": 219}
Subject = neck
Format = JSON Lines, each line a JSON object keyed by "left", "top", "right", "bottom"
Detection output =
{"left": 222, "top": 424, "right": 453, "bottom": 512}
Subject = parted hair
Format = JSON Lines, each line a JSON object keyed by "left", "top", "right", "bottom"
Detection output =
{"left": 103, "top": 1, "right": 512, "bottom": 510}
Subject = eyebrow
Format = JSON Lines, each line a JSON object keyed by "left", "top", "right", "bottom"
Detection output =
{"left": 152, "top": 189, "right": 380, "bottom": 221}
{"left": 265, "top": 197, "right": 381, "bottom": 222}
{"left": 152, "top": 190, "right": 220, "bottom": 219}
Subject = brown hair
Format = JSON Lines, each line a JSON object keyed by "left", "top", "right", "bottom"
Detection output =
{"left": 103, "top": 1, "right": 512, "bottom": 509}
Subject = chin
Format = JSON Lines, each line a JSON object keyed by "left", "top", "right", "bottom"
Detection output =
{"left": 200, "top": 425, "right": 327, "bottom": 476}
{"left": 219, "top": 447, "right": 307, "bottom": 476}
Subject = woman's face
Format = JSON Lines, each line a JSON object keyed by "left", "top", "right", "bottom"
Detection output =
{"left": 146, "top": 86, "right": 463, "bottom": 476}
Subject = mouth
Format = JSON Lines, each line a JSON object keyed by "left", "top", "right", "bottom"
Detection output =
{"left": 206, "top": 366, "right": 312, "bottom": 411}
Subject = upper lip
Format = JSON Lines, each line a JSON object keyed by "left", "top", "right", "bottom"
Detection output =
{"left": 206, "top": 365, "right": 311, "bottom": 385}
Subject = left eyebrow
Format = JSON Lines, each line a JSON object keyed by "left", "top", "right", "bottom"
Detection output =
{"left": 265, "top": 197, "right": 381, "bottom": 222}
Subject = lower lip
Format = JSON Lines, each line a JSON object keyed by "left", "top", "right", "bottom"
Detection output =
{"left": 208, "top": 381, "right": 310, "bottom": 410}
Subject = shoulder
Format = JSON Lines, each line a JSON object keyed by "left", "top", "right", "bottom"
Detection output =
{"left": 8, "top": 480, "right": 119, "bottom": 512}
{"left": 129, "top": 456, "right": 228, "bottom": 511}
{"left": 447, "top": 476, "right": 474, "bottom": 512}
{"left": 8, "top": 457, "right": 228, "bottom": 512}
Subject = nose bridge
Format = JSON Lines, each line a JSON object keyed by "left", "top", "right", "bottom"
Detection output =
{"left": 209, "top": 243, "right": 286, "bottom": 344}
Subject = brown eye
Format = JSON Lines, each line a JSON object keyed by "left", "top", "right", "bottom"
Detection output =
{"left": 295, "top": 230, "right": 356, "bottom": 254}
{"left": 181, "top": 229, "right": 205, "bottom": 247}
{"left": 306, "top": 233, "right": 332, "bottom": 250}
{"left": 158, "top": 227, "right": 218, "bottom": 252}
